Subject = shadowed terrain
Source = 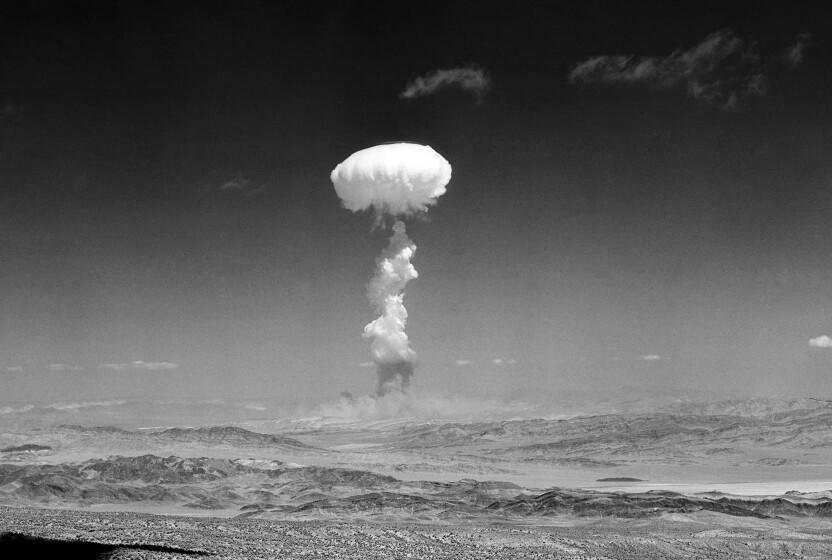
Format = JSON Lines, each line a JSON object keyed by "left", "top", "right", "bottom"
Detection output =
{"left": 0, "top": 531, "right": 207, "bottom": 559}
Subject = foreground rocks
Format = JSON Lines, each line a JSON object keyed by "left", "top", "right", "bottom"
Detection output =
{"left": 2, "top": 506, "right": 832, "bottom": 559}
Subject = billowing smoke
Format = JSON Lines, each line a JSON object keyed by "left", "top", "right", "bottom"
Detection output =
{"left": 365, "top": 221, "right": 418, "bottom": 394}
{"left": 331, "top": 143, "right": 451, "bottom": 395}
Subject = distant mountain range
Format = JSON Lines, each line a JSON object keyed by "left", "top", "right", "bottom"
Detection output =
{"left": 57, "top": 425, "right": 312, "bottom": 449}
{"left": 1, "top": 452, "right": 830, "bottom": 520}
{"left": 1, "top": 398, "right": 831, "bottom": 522}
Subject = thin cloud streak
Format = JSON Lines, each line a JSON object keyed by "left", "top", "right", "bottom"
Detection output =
{"left": 569, "top": 28, "right": 807, "bottom": 109}
{"left": 219, "top": 172, "right": 265, "bottom": 197}
{"left": 45, "top": 400, "right": 127, "bottom": 411}
{"left": 48, "top": 363, "right": 84, "bottom": 372}
{"left": 99, "top": 361, "right": 179, "bottom": 372}
{"left": 400, "top": 67, "right": 490, "bottom": 101}
{"left": 491, "top": 358, "right": 517, "bottom": 366}
{"left": 783, "top": 32, "right": 813, "bottom": 67}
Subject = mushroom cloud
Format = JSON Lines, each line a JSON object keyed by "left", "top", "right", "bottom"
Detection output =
{"left": 331, "top": 143, "right": 452, "bottom": 395}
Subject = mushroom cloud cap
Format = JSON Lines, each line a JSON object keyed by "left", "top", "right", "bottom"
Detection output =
{"left": 331, "top": 143, "right": 452, "bottom": 216}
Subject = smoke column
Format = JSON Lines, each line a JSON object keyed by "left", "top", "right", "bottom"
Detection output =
{"left": 330, "top": 143, "right": 451, "bottom": 395}
{"left": 365, "top": 220, "right": 418, "bottom": 394}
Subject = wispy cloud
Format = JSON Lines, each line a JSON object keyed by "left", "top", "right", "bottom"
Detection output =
{"left": 491, "top": 358, "right": 517, "bottom": 366}
{"left": 454, "top": 359, "right": 473, "bottom": 366}
{"left": 48, "top": 363, "right": 84, "bottom": 372}
{"left": 219, "top": 172, "right": 265, "bottom": 197}
{"left": 0, "top": 404, "right": 34, "bottom": 415}
{"left": 400, "top": 67, "right": 490, "bottom": 101}
{"left": 809, "top": 335, "right": 832, "bottom": 348}
{"left": 358, "top": 361, "right": 375, "bottom": 368}
{"left": 0, "top": 101, "right": 20, "bottom": 122}
{"left": 99, "top": 361, "right": 179, "bottom": 372}
{"left": 5, "top": 366, "right": 24, "bottom": 373}
{"left": 782, "top": 32, "right": 813, "bottom": 67}
{"left": 640, "top": 354, "right": 662, "bottom": 361}
{"left": 569, "top": 29, "right": 807, "bottom": 109}
{"left": 45, "top": 400, "right": 127, "bottom": 411}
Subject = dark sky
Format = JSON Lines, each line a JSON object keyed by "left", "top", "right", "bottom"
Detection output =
{"left": 1, "top": 1, "right": 830, "bottom": 404}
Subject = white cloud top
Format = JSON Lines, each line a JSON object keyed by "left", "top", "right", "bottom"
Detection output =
{"left": 809, "top": 335, "right": 832, "bottom": 348}
{"left": 331, "top": 143, "right": 451, "bottom": 216}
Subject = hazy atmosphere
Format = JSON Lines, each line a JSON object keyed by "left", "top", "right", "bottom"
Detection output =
{"left": 1, "top": 1, "right": 831, "bottom": 407}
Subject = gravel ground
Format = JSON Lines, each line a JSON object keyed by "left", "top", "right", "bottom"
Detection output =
{"left": 2, "top": 506, "right": 832, "bottom": 559}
